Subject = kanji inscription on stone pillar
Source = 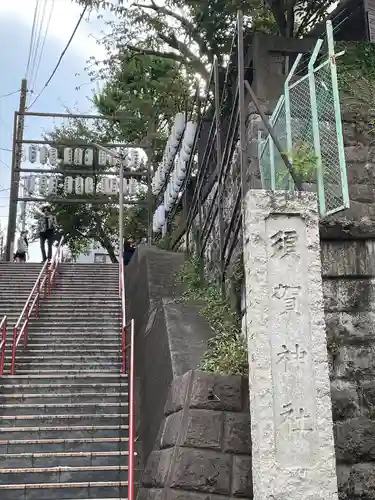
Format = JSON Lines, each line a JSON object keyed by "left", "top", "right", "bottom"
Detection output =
{"left": 243, "top": 190, "right": 338, "bottom": 500}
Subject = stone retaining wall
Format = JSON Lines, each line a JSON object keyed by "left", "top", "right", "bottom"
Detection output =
{"left": 137, "top": 370, "right": 252, "bottom": 500}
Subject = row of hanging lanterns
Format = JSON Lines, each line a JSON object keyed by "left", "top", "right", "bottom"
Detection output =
{"left": 151, "top": 113, "right": 186, "bottom": 196}
{"left": 22, "top": 174, "right": 140, "bottom": 197}
{"left": 153, "top": 120, "right": 197, "bottom": 233}
{"left": 27, "top": 145, "right": 146, "bottom": 169}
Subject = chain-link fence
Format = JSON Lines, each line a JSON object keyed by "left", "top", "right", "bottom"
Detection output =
{"left": 258, "top": 20, "right": 349, "bottom": 217}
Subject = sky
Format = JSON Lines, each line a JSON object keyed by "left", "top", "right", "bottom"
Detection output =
{"left": 0, "top": 0, "right": 107, "bottom": 261}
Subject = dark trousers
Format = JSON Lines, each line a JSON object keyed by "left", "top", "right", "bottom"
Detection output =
{"left": 40, "top": 231, "right": 54, "bottom": 261}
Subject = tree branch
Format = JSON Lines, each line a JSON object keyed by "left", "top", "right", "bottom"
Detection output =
{"left": 137, "top": 1, "right": 211, "bottom": 59}
{"left": 118, "top": 44, "right": 185, "bottom": 64}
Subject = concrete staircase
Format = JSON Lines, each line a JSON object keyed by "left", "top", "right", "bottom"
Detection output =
{"left": 0, "top": 263, "right": 129, "bottom": 499}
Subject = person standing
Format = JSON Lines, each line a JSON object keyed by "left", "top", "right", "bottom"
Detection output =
{"left": 123, "top": 238, "right": 135, "bottom": 266}
{"left": 14, "top": 230, "right": 28, "bottom": 262}
{"left": 37, "top": 205, "right": 57, "bottom": 263}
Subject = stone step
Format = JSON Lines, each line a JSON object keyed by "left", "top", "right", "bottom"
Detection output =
{"left": 14, "top": 355, "right": 121, "bottom": 363}
{"left": 0, "top": 465, "right": 128, "bottom": 484}
{"left": 0, "top": 478, "right": 128, "bottom": 497}
{"left": 6, "top": 369, "right": 122, "bottom": 375}
{"left": 5, "top": 344, "right": 121, "bottom": 352}
{"left": 0, "top": 437, "right": 129, "bottom": 455}
{"left": 0, "top": 392, "right": 127, "bottom": 404}
{"left": 0, "top": 451, "right": 129, "bottom": 468}
{"left": 0, "top": 413, "right": 128, "bottom": 428}
{"left": 0, "top": 401, "right": 128, "bottom": 416}
{"left": 0, "top": 425, "right": 129, "bottom": 441}
{"left": 5, "top": 348, "right": 121, "bottom": 356}
{"left": 27, "top": 326, "right": 122, "bottom": 332}
{"left": 0, "top": 373, "right": 127, "bottom": 384}
{"left": 0, "top": 383, "right": 127, "bottom": 394}
{"left": 10, "top": 361, "right": 122, "bottom": 371}
{"left": 25, "top": 321, "right": 121, "bottom": 328}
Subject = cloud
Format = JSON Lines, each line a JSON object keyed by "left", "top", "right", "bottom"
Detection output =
{"left": 0, "top": 0, "right": 106, "bottom": 59}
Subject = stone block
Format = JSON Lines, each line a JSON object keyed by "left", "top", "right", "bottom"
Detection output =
{"left": 325, "top": 312, "right": 375, "bottom": 345}
{"left": 166, "top": 490, "right": 235, "bottom": 500}
{"left": 189, "top": 371, "right": 243, "bottom": 412}
{"left": 164, "top": 371, "right": 192, "bottom": 416}
{"left": 160, "top": 411, "right": 183, "bottom": 449}
{"left": 137, "top": 488, "right": 165, "bottom": 500}
{"left": 223, "top": 412, "right": 251, "bottom": 454}
{"left": 169, "top": 448, "right": 232, "bottom": 495}
{"left": 330, "top": 380, "right": 360, "bottom": 421}
{"left": 335, "top": 417, "right": 375, "bottom": 464}
{"left": 350, "top": 463, "right": 375, "bottom": 499}
{"left": 336, "top": 464, "right": 351, "bottom": 500}
{"left": 323, "top": 279, "right": 375, "bottom": 313}
{"left": 181, "top": 409, "right": 223, "bottom": 450}
{"left": 231, "top": 455, "right": 253, "bottom": 498}
{"left": 345, "top": 146, "right": 370, "bottom": 163}
{"left": 321, "top": 240, "right": 375, "bottom": 278}
{"left": 334, "top": 345, "right": 375, "bottom": 380}
{"left": 360, "top": 380, "right": 375, "bottom": 410}
{"left": 142, "top": 449, "right": 173, "bottom": 487}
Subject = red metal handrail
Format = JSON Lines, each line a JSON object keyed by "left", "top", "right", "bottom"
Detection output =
{"left": 0, "top": 315, "right": 7, "bottom": 375}
{"left": 128, "top": 318, "right": 135, "bottom": 500}
{"left": 11, "top": 237, "right": 64, "bottom": 376}
{"left": 120, "top": 259, "right": 135, "bottom": 499}
{"left": 120, "top": 259, "right": 126, "bottom": 374}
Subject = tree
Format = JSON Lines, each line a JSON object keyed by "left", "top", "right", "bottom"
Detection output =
{"left": 41, "top": 54, "right": 190, "bottom": 260}
{"left": 76, "top": 0, "right": 336, "bottom": 81}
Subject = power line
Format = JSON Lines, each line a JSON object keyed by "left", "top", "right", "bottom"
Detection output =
{"left": 0, "top": 89, "right": 20, "bottom": 99}
{"left": 0, "top": 147, "right": 12, "bottom": 152}
{"left": 31, "top": 0, "right": 56, "bottom": 94}
{"left": 25, "top": 0, "right": 41, "bottom": 79}
{"left": 28, "top": 3, "right": 89, "bottom": 110}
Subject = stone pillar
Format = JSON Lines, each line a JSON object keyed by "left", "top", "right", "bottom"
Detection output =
{"left": 243, "top": 190, "right": 338, "bottom": 500}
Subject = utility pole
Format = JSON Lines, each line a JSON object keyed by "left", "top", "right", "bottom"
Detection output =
{"left": 5, "top": 78, "right": 27, "bottom": 260}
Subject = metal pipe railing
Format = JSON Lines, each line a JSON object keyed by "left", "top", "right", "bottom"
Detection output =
{"left": 0, "top": 315, "right": 7, "bottom": 375}
{"left": 11, "top": 236, "right": 64, "bottom": 375}
{"left": 128, "top": 318, "right": 135, "bottom": 500}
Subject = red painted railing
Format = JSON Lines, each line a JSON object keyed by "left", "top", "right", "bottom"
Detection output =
{"left": 120, "top": 259, "right": 135, "bottom": 499}
{"left": 11, "top": 237, "right": 64, "bottom": 375}
{"left": 0, "top": 315, "right": 7, "bottom": 375}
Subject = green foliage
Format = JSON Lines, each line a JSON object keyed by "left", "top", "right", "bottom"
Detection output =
{"left": 281, "top": 141, "right": 317, "bottom": 186}
{"left": 75, "top": 0, "right": 335, "bottom": 82}
{"left": 337, "top": 42, "right": 375, "bottom": 89}
{"left": 176, "top": 256, "right": 248, "bottom": 376}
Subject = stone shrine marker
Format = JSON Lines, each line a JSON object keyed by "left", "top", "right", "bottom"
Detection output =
{"left": 243, "top": 190, "right": 338, "bottom": 500}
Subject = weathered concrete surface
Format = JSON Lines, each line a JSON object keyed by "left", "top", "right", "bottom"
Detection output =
{"left": 125, "top": 247, "right": 216, "bottom": 465}
{"left": 243, "top": 190, "right": 338, "bottom": 500}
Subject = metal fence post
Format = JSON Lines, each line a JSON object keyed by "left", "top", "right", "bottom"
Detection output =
{"left": 237, "top": 10, "right": 247, "bottom": 206}
{"left": 284, "top": 54, "right": 302, "bottom": 190}
{"left": 214, "top": 57, "right": 225, "bottom": 295}
{"left": 326, "top": 20, "right": 350, "bottom": 210}
{"left": 308, "top": 39, "right": 326, "bottom": 215}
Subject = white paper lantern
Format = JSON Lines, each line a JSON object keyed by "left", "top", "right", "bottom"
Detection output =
{"left": 84, "top": 149, "right": 94, "bottom": 166}
{"left": 98, "top": 150, "right": 107, "bottom": 166}
{"left": 38, "top": 175, "right": 48, "bottom": 195}
{"left": 75, "top": 176, "right": 84, "bottom": 195}
{"left": 74, "top": 148, "right": 84, "bottom": 166}
{"left": 47, "top": 176, "right": 58, "bottom": 195}
{"left": 28, "top": 145, "right": 37, "bottom": 164}
{"left": 110, "top": 177, "right": 118, "bottom": 194}
{"left": 64, "top": 176, "right": 74, "bottom": 194}
{"left": 85, "top": 176, "right": 94, "bottom": 195}
{"left": 63, "top": 148, "right": 73, "bottom": 165}
{"left": 49, "top": 148, "right": 58, "bottom": 166}
{"left": 102, "top": 176, "right": 112, "bottom": 194}
{"left": 39, "top": 146, "right": 48, "bottom": 164}
{"left": 24, "top": 175, "right": 36, "bottom": 195}
{"left": 174, "top": 113, "right": 186, "bottom": 137}
{"left": 184, "top": 122, "right": 197, "bottom": 147}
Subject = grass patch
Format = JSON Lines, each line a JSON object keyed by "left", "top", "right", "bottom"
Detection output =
{"left": 175, "top": 256, "right": 248, "bottom": 376}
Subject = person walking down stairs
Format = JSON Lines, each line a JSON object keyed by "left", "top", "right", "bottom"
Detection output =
{"left": 37, "top": 205, "right": 57, "bottom": 263}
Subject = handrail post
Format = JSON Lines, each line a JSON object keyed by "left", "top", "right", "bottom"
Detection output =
{"left": 11, "top": 326, "right": 17, "bottom": 376}
{"left": 0, "top": 316, "right": 6, "bottom": 376}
